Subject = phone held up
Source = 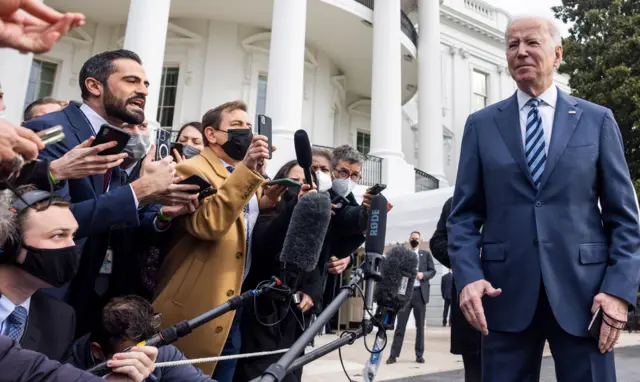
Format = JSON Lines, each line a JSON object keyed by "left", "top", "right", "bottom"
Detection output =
{"left": 366, "top": 183, "right": 387, "bottom": 195}
{"left": 91, "top": 124, "right": 132, "bottom": 156}
{"left": 257, "top": 114, "right": 272, "bottom": 159}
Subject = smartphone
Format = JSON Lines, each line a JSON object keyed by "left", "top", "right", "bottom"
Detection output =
{"left": 155, "top": 128, "right": 172, "bottom": 161}
{"left": 331, "top": 195, "right": 349, "bottom": 210}
{"left": 588, "top": 308, "right": 603, "bottom": 340}
{"left": 91, "top": 124, "right": 132, "bottom": 156}
{"left": 198, "top": 187, "right": 217, "bottom": 200}
{"left": 257, "top": 114, "right": 272, "bottom": 159}
{"left": 266, "top": 178, "right": 301, "bottom": 188}
{"left": 37, "top": 125, "right": 65, "bottom": 146}
{"left": 171, "top": 142, "right": 184, "bottom": 157}
{"left": 367, "top": 183, "right": 387, "bottom": 195}
{"left": 178, "top": 174, "right": 211, "bottom": 194}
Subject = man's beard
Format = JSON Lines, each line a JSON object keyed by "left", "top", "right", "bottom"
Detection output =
{"left": 103, "top": 86, "right": 145, "bottom": 125}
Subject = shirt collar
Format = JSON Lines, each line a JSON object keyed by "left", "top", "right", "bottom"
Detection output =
{"left": 79, "top": 103, "right": 110, "bottom": 136}
{"left": 0, "top": 294, "right": 31, "bottom": 324}
{"left": 517, "top": 84, "right": 557, "bottom": 111}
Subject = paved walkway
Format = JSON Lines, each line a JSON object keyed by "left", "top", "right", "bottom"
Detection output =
{"left": 301, "top": 327, "right": 640, "bottom": 381}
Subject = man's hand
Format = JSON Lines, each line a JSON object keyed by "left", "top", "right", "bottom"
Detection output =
{"left": 105, "top": 346, "right": 157, "bottom": 382}
{"left": 0, "top": 119, "right": 43, "bottom": 162}
{"left": 50, "top": 137, "right": 127, "bottom": 181}
{"left": 362, "top": 192, "right": 393, "bottom": 212}
{"left": 242, "top": 134, "right": 270, "bottom": 172}
{"left": 133, "top": 150, "right": 198, "bottom": 206}
{"left": 417, "top": 272, "right": 424, "bottom": 280}
{"left": 260, "top": 183, "right": 286, "bottom": 209}
{"left": 297, "top": 292, "right": 314, "bottom": 313}
{"left": 161, "top": 198, "right": 201, "bottom": 218}
{"left": 172, "top": 148, "right": 185, "bottom": 163}
{"left": 592, "top": 293, "right": 628, "bottom": 353}
{"left": 459, "top": 279, "right": 502, "bottom": 335}
{"left": 327, "top": 256, "right": 351, "bottom": 275}
{"left": 0, "top": 0, "right": 85, "bottom": 54}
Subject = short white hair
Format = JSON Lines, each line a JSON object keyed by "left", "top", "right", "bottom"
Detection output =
{"left": 506, "top": 15, "right": 562, "bottom": 47}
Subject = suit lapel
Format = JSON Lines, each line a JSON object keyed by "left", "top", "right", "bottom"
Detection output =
{"left": 20, "top": 298, "right": 41, "bottom": 352}
{"left": 495, "top": 93, "right": 536, "bottom": 189}
{"left": 63, "top": 103, "right": 102, "bottom": 193}
{"left": 537, "top": 90, "right": 582, "bottom": 190}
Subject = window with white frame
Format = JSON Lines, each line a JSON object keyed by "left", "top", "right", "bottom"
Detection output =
{"left": 156, "top": 67, "right": 180, "bottom": 128}
{"left": 356, "top": 131, "right": 371, "bottom": 155}
{"left": 472, "top": 70, "right": 488, "bottom": 112}
{"left": 25, "top": 59, "right": 58, "bottom": 109}
{"left": 256, "top": 74, "right": 268, "bottom": 118}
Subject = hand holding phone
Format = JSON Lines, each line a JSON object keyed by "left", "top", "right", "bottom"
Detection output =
{"left": 91, "top": 124, "right": 131, "bottom": 156}
{"left": 266, "top": 178, "right": 301, "bottom": 189}
{"left": 178, "top": 174, "right": 211, "bottom": 194}
{"left": 366, "top": 183, "right": 387, "bottom": 195}
{"left": 257, "top": 115, "right": 272, "bottom": 159}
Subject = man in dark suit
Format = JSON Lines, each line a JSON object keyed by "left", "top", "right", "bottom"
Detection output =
{"left": 441, "top": 269, "right": 453, "bottom": 326}
{"left": 0, "top": 186, "right": 79, "bottom": 361}
{"left": 449, "top": 16, "right": 640, "bottom": 381}
{"left": 387, "top": 231, "right": 436, "bottom": 365}
{"left": 23, "top": 49, "right": 198, "bottom": 335}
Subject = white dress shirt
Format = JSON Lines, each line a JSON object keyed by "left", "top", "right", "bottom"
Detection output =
{"left": 79, "top": 103, "right": 138, "bottom": 207}
{"left": 516, "top": 84, "right": 557, "bottom": 153}
{"left": 0, "top": 295, "right": 31, "bottom": 335}
{"left": 413, "top": 249, "right": 421, "bottom": 288}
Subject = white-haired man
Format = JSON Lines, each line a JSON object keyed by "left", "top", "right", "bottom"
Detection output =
{"left": 448, "top": 16, "right": 640, "bottom": 381}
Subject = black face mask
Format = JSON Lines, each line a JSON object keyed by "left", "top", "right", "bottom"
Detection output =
{"left": 410, "top": 240, "right": 420, "bottom": 248}
{"left": 220, "top": 129, "right": 253, "bottom": 161}
{"left": 15, "top": 244, "right": 80, "bottom": 288}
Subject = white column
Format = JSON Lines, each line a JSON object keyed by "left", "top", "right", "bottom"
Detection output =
{"left": 123, "top": 0, "right": 170, "bottom": 131}
{"left": 265, "top": 0, "right": 308, "bottom": 177}
{"left": 0, "top": 49, "right": 33, "bottom": 124}
{"left": 417, "top": 0, "right": 447, "bottom": 186}
{"left": 368, "top": 0, "right": 403, "bottom": 159}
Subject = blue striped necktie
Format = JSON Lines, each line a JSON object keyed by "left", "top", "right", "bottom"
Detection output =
{"left": 525, "top": 98, "right": 546, "bottom": 188}
{"left": 6, "top": 306, "right": 28, "bottom": 340}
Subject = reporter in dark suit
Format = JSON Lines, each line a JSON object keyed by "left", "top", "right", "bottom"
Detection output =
{"left": 387, "top": 231, "right": 436, "bottom": 365}
{"left": 0, "top": 186, "right": 79, "bottom": 361}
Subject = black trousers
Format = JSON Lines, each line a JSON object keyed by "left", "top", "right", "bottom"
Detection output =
{"left": 443, "top": 298, "right": 451, "bottom": 325}
{"left": 390, "top": 288, "right": 426, "bottom": 358}
{"left": 462, "top": 353, "right": 481, "bottom": 382}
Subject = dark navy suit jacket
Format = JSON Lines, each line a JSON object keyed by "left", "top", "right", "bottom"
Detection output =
{"left": 448, "top": 89, "right": 640, "bottom": 337}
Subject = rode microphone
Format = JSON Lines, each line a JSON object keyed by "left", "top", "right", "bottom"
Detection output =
{"left": 362, "top": 195, "right": 388, "bottom": 329}
{"left": 279, "top": 192, "right": 332, "bottom": 293}
{"left": 363, "top": 246, "right": 418, "bottom": 382}
{"left": 294, "top": 129, "right": 314, "bottom": 186}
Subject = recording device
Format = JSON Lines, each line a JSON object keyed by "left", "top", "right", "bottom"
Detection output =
{"left": 366, "top": 183, "right": 387, "bottom": 196}
{"left": 266, "top": 178, "right": 301, "bottom": 189}
{"left": 91, "top": 124, "right": 131, "bottom": 156}
{"left": 177, "top": 174, "right": 211, "bottom": 193}
{"left": 279, "top": 192, "right": 332, "bottom": 293}
{"left": 293, "top": 129, "right": 314, "bottom": 186}
{"left": 362, "top": 195, "right": 388, "bottom": 330}
{"left": 198, "top": 187, "right": 217, "bottom": 200}
{"left": 155, "top": 128, "right": 172, "bottom": 160}
{"left": 258, "top": 114, "right": 273, "bottom": 159}
{"left": 171, "top": 142, "right": 184, "bottom": 157}
{"left": 88, "top": 278, "right": 283, "bottom": 376}
{"left": 331, "top": 194, "right": 349, "bottom": 210}
{"left": 37, "top": 125, "right": 65, "bottom": 146}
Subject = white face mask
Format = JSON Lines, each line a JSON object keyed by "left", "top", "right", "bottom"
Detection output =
{"left": 316, "top": 171, "right": 332, "bottom": 192}
{"left": 0, "top": 110, "right": 5, "bottom": 119}
{"left": 332, "top": 178, "right": 356, "bottom": 198}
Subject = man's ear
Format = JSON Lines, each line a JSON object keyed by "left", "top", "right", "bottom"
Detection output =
{"left": 90, "top": 342, "right": 106, "bottom": 361}
{"left": 204, "top": 126, "right": 217, "bottom": 145}
{"left": 84, "top": 78, "right": 103, "bottom": 99}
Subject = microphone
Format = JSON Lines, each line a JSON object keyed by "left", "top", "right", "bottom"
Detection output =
{"left": 294, "top": 129, "right": 314, "bottom": 186}
{"left": 279, "top": 191, "right": 332, "bottom": 293}
{"left": 362, "top": 195, "right": 388, "bottom": 330}
{"left": 363, "top": 246, "right": 418, "bottom": 382}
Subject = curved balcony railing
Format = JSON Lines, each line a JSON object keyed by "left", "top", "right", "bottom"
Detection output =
{"left": 354, "top": 0, "right": 418, "bottom": 46}
{"left": 415, "top": 168, "right": 439, "bottom": 191}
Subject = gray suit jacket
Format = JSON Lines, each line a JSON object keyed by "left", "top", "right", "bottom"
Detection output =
{"left": 416, "top": 249, "right": 436, "bottom": 304}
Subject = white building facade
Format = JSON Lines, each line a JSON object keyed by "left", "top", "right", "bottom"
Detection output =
{"left": 0, "top": 0, "right": 570, "bottom": 326}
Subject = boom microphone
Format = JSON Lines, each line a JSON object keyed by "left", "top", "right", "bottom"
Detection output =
{"left": 294, "top": 129, "right": 314, "bottom": 186}
{"left": 363, "top": 195, "right": 388, "bottom": 328}
{"left": 279, "top": 192, "right": 332, "bottom": 291}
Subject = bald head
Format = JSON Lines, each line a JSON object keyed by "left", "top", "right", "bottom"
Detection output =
{"left": 505, "top": 16, "right": 563, "bottom": 97}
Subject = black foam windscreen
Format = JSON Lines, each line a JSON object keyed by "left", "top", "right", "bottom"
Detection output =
{"left": 279, "top": 191, "right": 332, "bottom": 272}
{"left": 374, "top": 246, "right": 418, "bottom": 312}
{"left": 294, "top": 130, "right": 313, "bottom": 169}
{"left": 364, "top": 195, "right": 388, "bottom": 255}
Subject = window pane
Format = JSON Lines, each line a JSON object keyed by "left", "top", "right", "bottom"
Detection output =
{"left": 473, "top": 94, "right": 487, "bottom": 112}
{"left": 159, "top": 107, "right": 175, "bottom": 127}
{"left": 38, "top": 82, "right": 53, "bottom": 99}
{"left": 256, "top": 74, "right": 268, "bottom": 117}
{"left": 163, "top": 86, "right": 177, "bottom": 107}
{"left": 156, "top": 66, "right": 180, "bottom": 127}
{"left": 164, "top": 68, "right": 179, "bottom": 86}
{"left": 356, "top": 131, "right": 371, "bottom": 154}
{"left": 40, "top": 63, "right": 57, "bottom": 83}
{"left": 473, "top": 71, "right": 487, "bottom": 96}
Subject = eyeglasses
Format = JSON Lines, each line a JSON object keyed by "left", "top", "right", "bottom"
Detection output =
{"left": 333, "top": 168, "right": 361, "bottom": 182}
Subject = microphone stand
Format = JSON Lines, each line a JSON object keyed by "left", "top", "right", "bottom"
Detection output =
{"left": 257, "top": 268, "right": 366, "bottom": 382}
{"left": 88, "top": 277, "right": 284, "bottom": 376}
